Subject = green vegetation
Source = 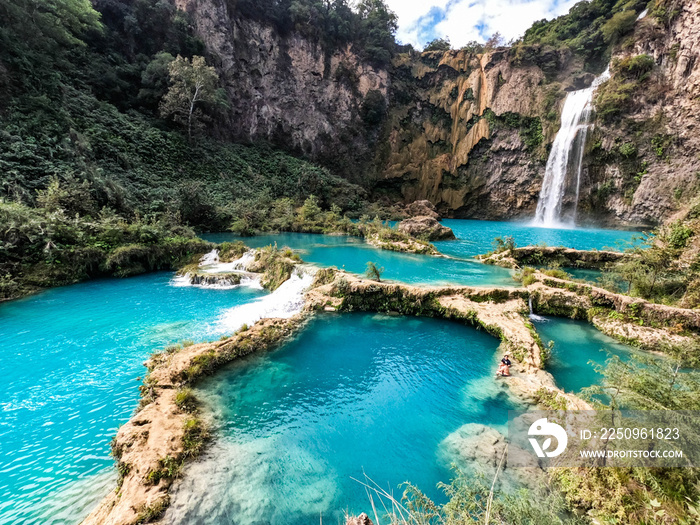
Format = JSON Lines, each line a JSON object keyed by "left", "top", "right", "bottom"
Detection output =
{"left": 182, "top": 417, "right": 208, "bottom": 458}
{"left": 134, "top": 496, "right": 170, "bottom": 524}
{"left": 0, "top": 200, "right": 211, "bottom": 300}
{"left": 359, "top": 470, "right": 585, "bottom": 525}
{"left": 159, "top": 55, "right": 228, "bottom": 139}
{"left": 423, "top": 38, "right": 451, "bottom": 52}
{"left": 551, "top": 350, "right": 700, "bottom": 523}
{"left": 174, "top": 388, "right": 198, "bottom": 412}
{"left": 0, "top": 0, "right": 385, "bottom": 300}
{"left": 599, "top": 221, "right": 699, "bottom": 306}
{"left": 533, "top": 386, "right": 567, "bottom": 410}
{"left": 492, "top": 235, "right": 517, "bottom": 255}
{"left": 246, "top": 244, "right": 301, "bottom": 290}
{"left": 483, "top": 110, "right": 544, "bottom": 152}
{"left": 229, "top": 0, "right": 398, "bottom": 66}
{"left": 519, "top": 0, "right": 647, "bottom": 71}
{"left": 365, "top": 261, "right": 384, "bottom": 281}
{"left": 595, "top": 54, "right": 657, "bottom": 123}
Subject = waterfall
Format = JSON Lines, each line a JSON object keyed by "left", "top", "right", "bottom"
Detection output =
{"left": 201, "top": 250, "right": 256, "bottom": 274}
{"left": 199, "top": 249, "right": 220, "bottom": 267}
{"left": 528, "top": 295, "right": 547, "bottom": 322}
{"left": 171, "top": 250, "right": 261, "bottom": 289}
{"left": 214, "top": 270, "right": 315, "bottom": 334}
{"left": 532, "top": 67, "right": 611, "bottom": 228}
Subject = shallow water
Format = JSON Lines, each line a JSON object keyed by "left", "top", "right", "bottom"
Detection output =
{"left": 533, "top": 317, "right": 634, "bottom": 393}
{"left": 0, "top": 274, "right": 266, "bottom": 525}
{"left": 166, "top": 313, "right": 522, "bottom": 525}
{"left": 203, "top": 219, "right": 640, "bottom": 287}
{"left": 1, "top": 219, "right": 642, "bottom": 523}
{"left": 436, "top": 219, "right": 640, "bottom": 258}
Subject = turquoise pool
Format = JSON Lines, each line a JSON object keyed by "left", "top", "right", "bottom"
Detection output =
{"left": 165, "top": 313, "right": 522, "bottom": 524}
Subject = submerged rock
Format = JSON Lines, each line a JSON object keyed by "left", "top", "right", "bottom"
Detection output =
{"left": 405, "top": 200, "right": 440, "bottom": 219}
{"left": 398, "top": 216, "right": 455, "bottom": 241}
{"left": 440, "top": 423, "right": 545, "bottom": 491}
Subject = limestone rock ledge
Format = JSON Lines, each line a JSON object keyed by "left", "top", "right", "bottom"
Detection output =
{"left": 81, "top": 316, "right": 306, "bottom": 525}
{"left": 478, "top": 246, "right": 632, "bottom": 269}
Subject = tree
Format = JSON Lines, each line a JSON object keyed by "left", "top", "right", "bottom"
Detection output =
{"left": 300, "top": 194, "right": 322, "bottom": 221}
{"left": 360, "top": 89, "right": 386, "bottom": 125}
{"left": 485, "top": 32, "right": 505, "bottom": 50}
{"left": 423, "top": 38, "right": 451, "bottom": 52}
{"left": 139, "top": 52, "right": 175, "bottom": 110}
{"left": 365, "top": 261, "right": 384, "bottom": 281}
{"left": 159, "top": 55, "right": 226, "bottom": 139}
{"left": 356, "top": 0, "right": 398, "bottom": 66}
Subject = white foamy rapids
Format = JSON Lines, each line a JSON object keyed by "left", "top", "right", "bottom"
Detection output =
{"left": 170, "top": 274, "right": 193, "bottom": 287}
{"left": 533, "top": 67, "right": 611, "bottom": 228}
{"left": 201, "top": 250, "right": 256, "bottom": 274}
{"left": 199, "top": 249, "right": 220, "bottom": 267}
{"left": 215, "top": 271, "right": 314, "bottom": 334}
{"left": 637, "top": 8, "right": 648, "bottom": 20}
{"left": 170, "top": 274, "right": 263, "bottom": 290}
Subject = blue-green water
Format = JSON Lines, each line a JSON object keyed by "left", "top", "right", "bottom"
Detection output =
{"left": 203, "top": 219, "right": 640, "bottom": 287}
{"left": 0, "top": 274, "right": 265, "bottom": 525}
{"left": 166, "top": 313, "right": 521, "bottom": 525}
{"left": 437, "top": 219, "right": 640, "bottom": 258}
{"left": 1, "top": 219, "right": 642, "bottom": 524}
{"left": 533, "top": 317, "right": 634, "bottom": 393}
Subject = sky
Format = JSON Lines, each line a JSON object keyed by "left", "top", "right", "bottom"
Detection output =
{"left": 384, "top": 0, "right": 581, "bottom": 49}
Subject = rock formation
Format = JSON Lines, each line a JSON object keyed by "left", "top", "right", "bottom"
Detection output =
{"left": 397, "top": 216, "right": 455, "bottom": 240}
{"left": 173, "top": 0, "right": 389, "bottom": 182}
{"left": 172, "top": 0, "right": 700, "bottom": 226}
{"left": 405, "top": 199, "right": 440, "bottom": 219}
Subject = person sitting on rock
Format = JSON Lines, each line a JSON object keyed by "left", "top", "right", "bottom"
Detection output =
{"left": 496, "top": 354, "right": 512, "bottom": 377}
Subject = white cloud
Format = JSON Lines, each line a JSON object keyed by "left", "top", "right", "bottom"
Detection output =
{"left": 385, "top": 0, "right": 581, "bottom": 49}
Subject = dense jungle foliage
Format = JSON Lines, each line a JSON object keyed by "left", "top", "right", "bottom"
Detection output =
{"left": 518, "top": 0, "right": 649, "bottom": 71}
{"left": 0, "top": 0, "right": 390, "bottom": 298}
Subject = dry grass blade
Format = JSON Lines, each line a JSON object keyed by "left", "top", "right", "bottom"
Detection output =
{"left": 351, "top": 473, "right": 416, "bottom": 525}
{"left": 484, "top": 444, "right": 508, "bottom": 524}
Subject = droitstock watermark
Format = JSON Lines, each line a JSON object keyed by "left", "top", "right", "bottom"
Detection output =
{"left": 507, "top": 411, "right": 699, "bottom": 468}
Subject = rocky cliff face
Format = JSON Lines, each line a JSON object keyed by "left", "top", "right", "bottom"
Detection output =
{"left": 578, "top": 0, "right": 700, "bottom": 227}
{"left": 174, "top": 0, "right": 389, "bottom": 182}
{"left": 374, "top": 47, "right": 577, "bottom": 219}
{"left": 176, "top": 0, "right": 699, "bottom": 226}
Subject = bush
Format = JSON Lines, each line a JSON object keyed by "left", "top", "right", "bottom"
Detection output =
{"left": 601, "top": 10, "right": 637, "bottom": 43}
{"left": 365, "top": 261, "right": 384, "bottom": 281}
{"left": 423, "top": 38, "right": 451, "bottom": 52}
{"left": 360, "top": 89, "right": 386, "bottom": 126}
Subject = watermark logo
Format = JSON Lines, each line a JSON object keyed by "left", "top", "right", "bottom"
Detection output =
{"left": 528, "top": 418, "right": 568, "bottom": 458}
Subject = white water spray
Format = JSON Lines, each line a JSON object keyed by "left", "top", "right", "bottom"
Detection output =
{"left": 199, "top": 249, "right": 220, "bottom": 267}
{"left": 528, "top": 295, "right": 547, "bottom": 322}
{"left": 215, "top": 270, "right": 315, "bottom": 334}
{"left": 533, "top": 68, "right": 610, "bottom": 228}
{"left": 200, "top": 250, "right": 256, "bottom": 274}
{"left": 171, "top": 250, "right": 261, "bottom": 289}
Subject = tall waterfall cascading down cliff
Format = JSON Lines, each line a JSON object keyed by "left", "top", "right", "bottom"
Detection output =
{"left": 533, "top": 68, "right": 611, "bottom": 227}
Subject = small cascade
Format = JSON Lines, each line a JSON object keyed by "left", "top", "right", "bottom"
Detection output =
{"left": 528, "top": 295, "right": 547, "bottom": 322}
{"left": 172, "top": 250, "right": 260, "bottom": 289}
{"left": 637, "top": 8, "right": 648, "bottom": 20}
{"left": 199, "top": 249, "right": 220, "bottom": 267}
{"left": 201, "top": 250, "right": 256, "bottom": 274}
{"left": 215, "top": 270, "right": 315, "bottom": 333}
{"left": 533, "top": 67, "right": 611, "bottom": 228}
